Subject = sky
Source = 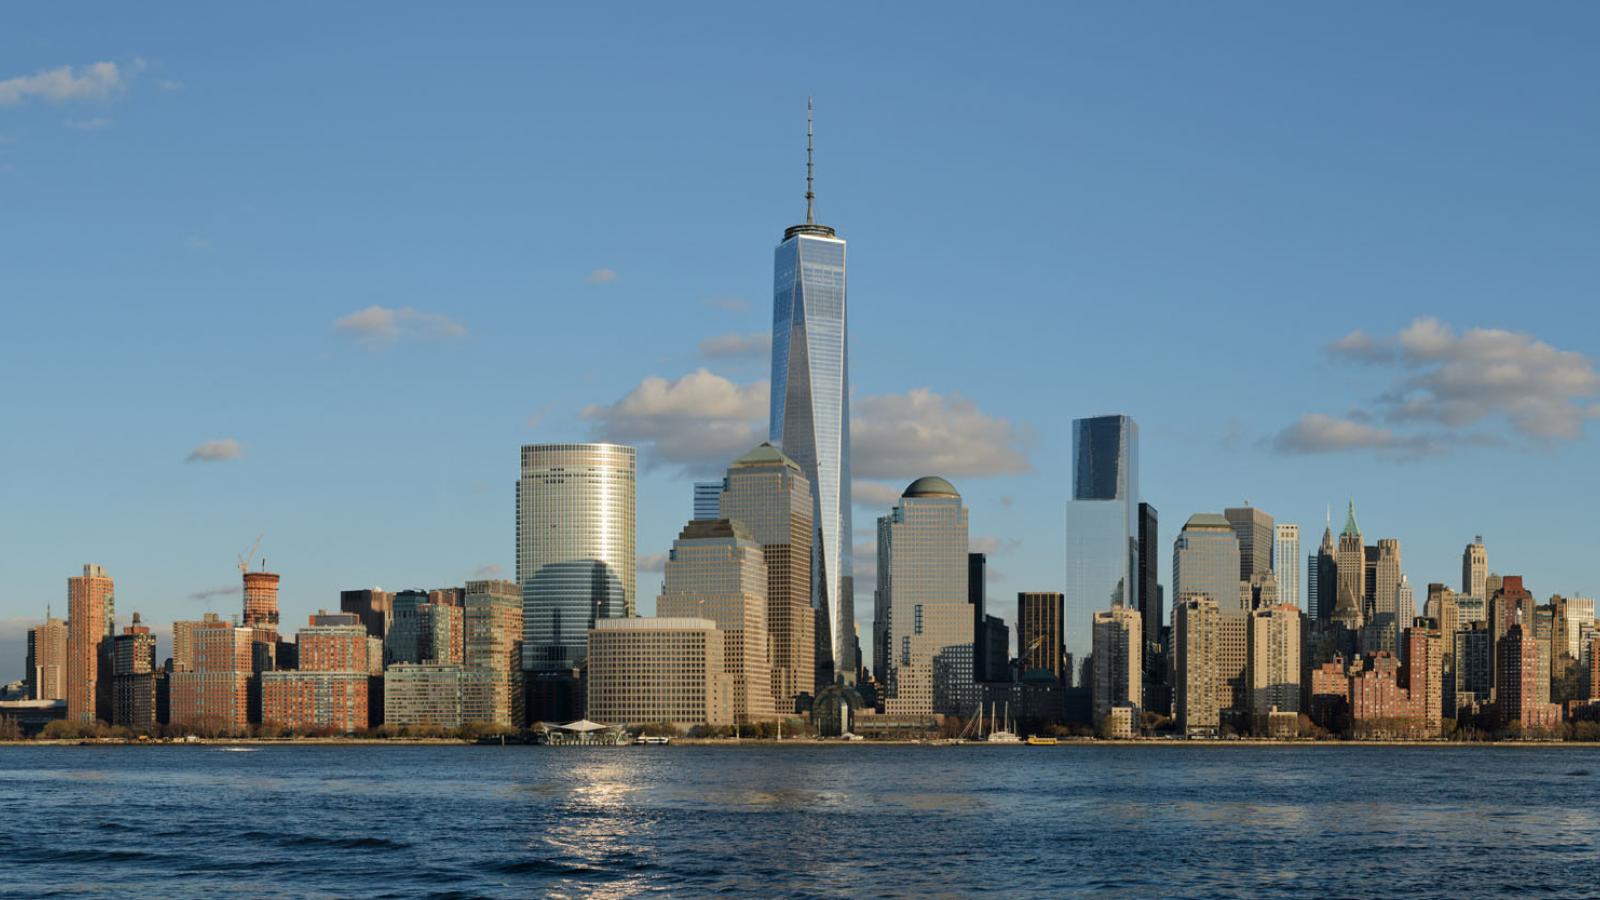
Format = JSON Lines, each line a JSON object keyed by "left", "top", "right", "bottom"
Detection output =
{"left": 3, "top": 3, "right": 1598, "bottom": 675}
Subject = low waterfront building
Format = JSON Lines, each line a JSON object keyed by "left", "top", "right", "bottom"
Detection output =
{"left": 383, "top": 663, "right": 498, "bottom": 729}
{"left": 261, "top": 671, "right": 369, "bottom": 734}
{"left": 585, "top": 617, "right": 732, "bottom": 729}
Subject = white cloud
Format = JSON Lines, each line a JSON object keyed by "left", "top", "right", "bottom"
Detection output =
{"left": 586, "top": 268, "right": 618, "bottom": 285}
{"left": 0, "top": 61, "right": 135, "bottom": 106}
{"left": 187, "top": 585, "right": 238, "bottom": 601}
{"left": 470, "top": 563, "right": 504, "bottom": 578}
{"left": 332, "top": 305, "right": 466, "bottom": 344}
{"left": 1305, "top": 318, "right": 1600, "bottom": 450}
{"left": 971, "top": 535, "right": 1023, "bottom": 556}
{"left": 157, "top": 79, "right": 183, "bottom": 92}
{"left": 66, "top": 117, "right": 111, "bottom": 131}
{"left": 852, "top": 481, "right": 904, "bottom": 510}
{"left": 186, "top": 438, "right": 244, "bottom": 463}
{"left": 582, "top": 369, "right": 768, "bottom": 475}
{"left": 698, "top": 331, "right": 771, "bottom": 360}
{"left": 638, "top": 552, "right": 669, "bottom": 573}
{"left": 1270, "top": 414, "right": 1437, "bottom": 457}
{"left": 852, "top": 389, "right": 1031, "bottom": 480}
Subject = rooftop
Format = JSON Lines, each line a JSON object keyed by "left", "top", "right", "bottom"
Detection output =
{"left": 903, "top": 475, "right": 960, "bottom": 499}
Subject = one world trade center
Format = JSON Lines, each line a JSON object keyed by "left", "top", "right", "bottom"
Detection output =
{"left": 770, "top": 100, "right": 855, "bottom": 687}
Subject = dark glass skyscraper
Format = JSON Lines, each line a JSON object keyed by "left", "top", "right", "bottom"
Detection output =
{"left": 1065, "top": 415, "right": 1140, "bottom": 669}
{"left": 1137, "top": 502, "right": 1160, "bottom": 649}
{"left": 770, "top": 101, "right": 854, "bottom": 686}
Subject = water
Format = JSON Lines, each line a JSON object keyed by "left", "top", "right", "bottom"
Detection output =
{"left": 3, "top": 744, "right": 1600, "bottom": 897}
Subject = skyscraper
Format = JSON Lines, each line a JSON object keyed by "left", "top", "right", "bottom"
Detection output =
{"left": 1224, "top": 506, "right": 1274, "bottom": 582}
{"left": 340, "top": 588, "right": 394, "bottom": 640}
{"left": 658, "top": 519, "right": 777, "bottom": 724}
{"left": 1248, "top": 604, "right": 1301, "bottom": 728}
{"left": 719, "top": 443, "right": 814, "bottom": 714}
{"left": 1066, "top": 415, "right": 1140, "bottom": 672}
{"left": 464, "top": 579, "right": 524, "bottom": 727}
{"left": 1137, "top": 503, "right": 1161, "bottom": 651}
{"left": 1172, "top": 515, "right": 1242, "bottom": 615}
{"left": 26, "top": 613, "right": 67, "bottom": 702}
{"left": 693, "top": 481, "right": 723, "bottom": 521}
{"left": 769, "top": 100, "right": 853, "bottom": 687}
{"left": 1273, "top": 523, "right": 1301, "bottom": 612}
{"left": 1311, "top": 519, "right": 1338, "bottom": 622}
{"left": 242, "top": 568, "right": 281, "bottom": 643}
{"left": 1091, "top": 606, "right": 1142, "bottom": 728}
{"left": 517, "top": 443, "right": 637, "bottom": 672}
{"left": 1174, "top": 594, "right": 1220, "bottom": 738}
{"left": 1017, "top": 592, "right": 1065, "bottom": 681}
{"left": 878, "top": 477, "right": 971, "bottom": 716}
{"left": 111, "top": 613, "right": 158, "bottom": 732}
{"left": 66, "top": 564, "right": 115, "bottom": 724}
{"left": 1335, "top": 502, "right": 1366, "bottom": 629}
{"left": 1463, "top": 537, "right": 1487, "bottom": 601}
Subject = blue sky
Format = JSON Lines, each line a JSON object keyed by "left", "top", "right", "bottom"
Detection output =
{"left": 3, "top": 3, "right": 1598, "bottom": 672}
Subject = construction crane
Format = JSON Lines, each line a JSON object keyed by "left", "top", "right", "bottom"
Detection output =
{"left": 237, "top": 533, "right": 264, "bottom": 575}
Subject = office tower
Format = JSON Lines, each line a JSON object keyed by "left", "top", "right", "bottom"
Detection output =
{"left": 385, "top": 590, "right": 427, "bottom": 664}
{"left": 517, "top": 443, "right": 637, "bottom": 672}
{"left": 1533, "top": 605, "right": 1554, "bottom": 704}
{"left": 1311, "top": 522, "right": 1338, "bottom": 622}
{"left": 1172, "top": 515, "right": 1243, "bottom": 615}
{"left": 26, "top": 614, "right": 67, "bottom": 701}
{"left": 1333, "top": 503, "right": 1366, "bottom": 630}
{"left": 968, "top": 553, "right": 1006, "bottom": 682}
{"left": 1373, "top": 539, "right": 1404, "bottom": 627}
{"left": 340, "top": 588, "right": 394, "bottom": 640}
{"left": 1066, "top": 415, "right": 1140, "bottom": 673}
{"left": 465, "top": 579, "right": 524, "bottom": 727}
{"left": 1486, "top": 572, "right": 1503, "bottom": 602}
{"left": 169, "top": 620, "right": 253, "bottom": 735}
{"left": 693, "top": 481, "right": 723, "bottom": 520}
{"left": 769, "top": 102, "right": 853, "bottom": 686}
{"left": 1463, "top": 537, "right": 1487, "bottom": 601}
{"left": 1173, "top": 594, "right": 1220, "bottom": 738}
{"left": 111, "top": 613, "right": 158, "bottom": 732}
{"left": 1249, "top": 604, "right": 1301, "bottom": 728}
{"left": 1273, "top": 523, "right": 1301, "bottom": 612}
{"left": 1490, "top": 576, "right": 1537, "bottom": 656}
{"left": 1425, "top": 585, "right": 1461, "bottom": 647}
{"left": 242, "top": 568, "right": 281, "bottom": 643}
{"left": 585, "top": 617, "right": 733, "bottom": 728}
{"left": 66, "top": 564, "right": 115, "bottom": 724}
{"left": 1091, "top": 606, "right": 1142, "bottom": 728}
{"left": 1454, "top": 623, "right": 1493, "bottom": 707}
{"left": 720, "top": 443, "right": 815, "bottom": 711}
{"left": 1402, "top": 618, "right": 1444, "bottom": 736}
{"left": 1224, "top": 505, "right": 1274, "bottom": 582}
{"left": 1557, "top": 597, "right": 1595, "bottom": 661}
{"left": 657, "top": 519, "right": 776, "bottom": 723}
{"left": 1017, "top": 592, "right": 1065, "bottom": 681}
{"left": 878, "top": 477, "right": 971, "bottom": 716}
{"left": 1135, "top": 503, "right": 1160, "bottom": 643}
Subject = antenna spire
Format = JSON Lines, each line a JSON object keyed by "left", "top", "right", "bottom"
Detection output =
{"left": 805, "top": 97, "right": 815, "bottom": 225}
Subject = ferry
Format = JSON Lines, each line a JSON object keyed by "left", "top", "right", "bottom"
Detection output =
{"left": 633, "top": 735, "right": 672, "bottom": 746}
{"left": 1026, "top": 736, "right": 1058, "bottom": 746}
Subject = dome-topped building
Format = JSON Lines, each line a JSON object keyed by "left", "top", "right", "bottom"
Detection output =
{"left": 902, "top": 476, "right": 959, "bottom": 499}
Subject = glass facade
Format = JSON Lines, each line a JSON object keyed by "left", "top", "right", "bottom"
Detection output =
{"left": 1173, "top": 514, "right": 1244, "bottom": 617}
{"left": 1273, "top": 523, "right": 1302, "bottom": 612}
{"left": 771, "top": 227, "right": 854, "bottom": 685}
{"left": 516, "top": 443, "right": 636, "bottom": 672}
{"left": 1065, "top": 415, "right": 1139, "bottom": 668}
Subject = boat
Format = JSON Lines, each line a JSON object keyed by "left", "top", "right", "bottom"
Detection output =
{"left": 987, "top": 702, "right": 1020, "bottom": 744}
{"left": 633, "top": 735, "right": 671, "bottom": 745}
{"left": 1027, "top": 736, "right": 1058, "bottom": 746}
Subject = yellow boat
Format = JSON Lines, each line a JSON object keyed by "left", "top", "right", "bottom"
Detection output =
{"left": 1026, "top": 736, "right": 1058, "bottom": 746}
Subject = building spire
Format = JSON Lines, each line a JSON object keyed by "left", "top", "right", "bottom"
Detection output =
{"left": 1342, "top": 499, "right": 1361, "bottom": 537}
{"left": 805, "top": 97, "right": 815, "bottom": 225}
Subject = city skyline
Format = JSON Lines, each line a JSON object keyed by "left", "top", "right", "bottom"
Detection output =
{"left": 4, "top": 5, "right": 1600, "bottom": 674}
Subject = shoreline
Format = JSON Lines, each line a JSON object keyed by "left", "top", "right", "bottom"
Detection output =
{"left": 3, "top": 737, "right": 1594, "bottom": 749}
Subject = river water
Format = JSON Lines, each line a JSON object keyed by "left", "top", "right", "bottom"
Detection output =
{"left": 3, "top": 744, "right": 1598, "bottom": 897}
